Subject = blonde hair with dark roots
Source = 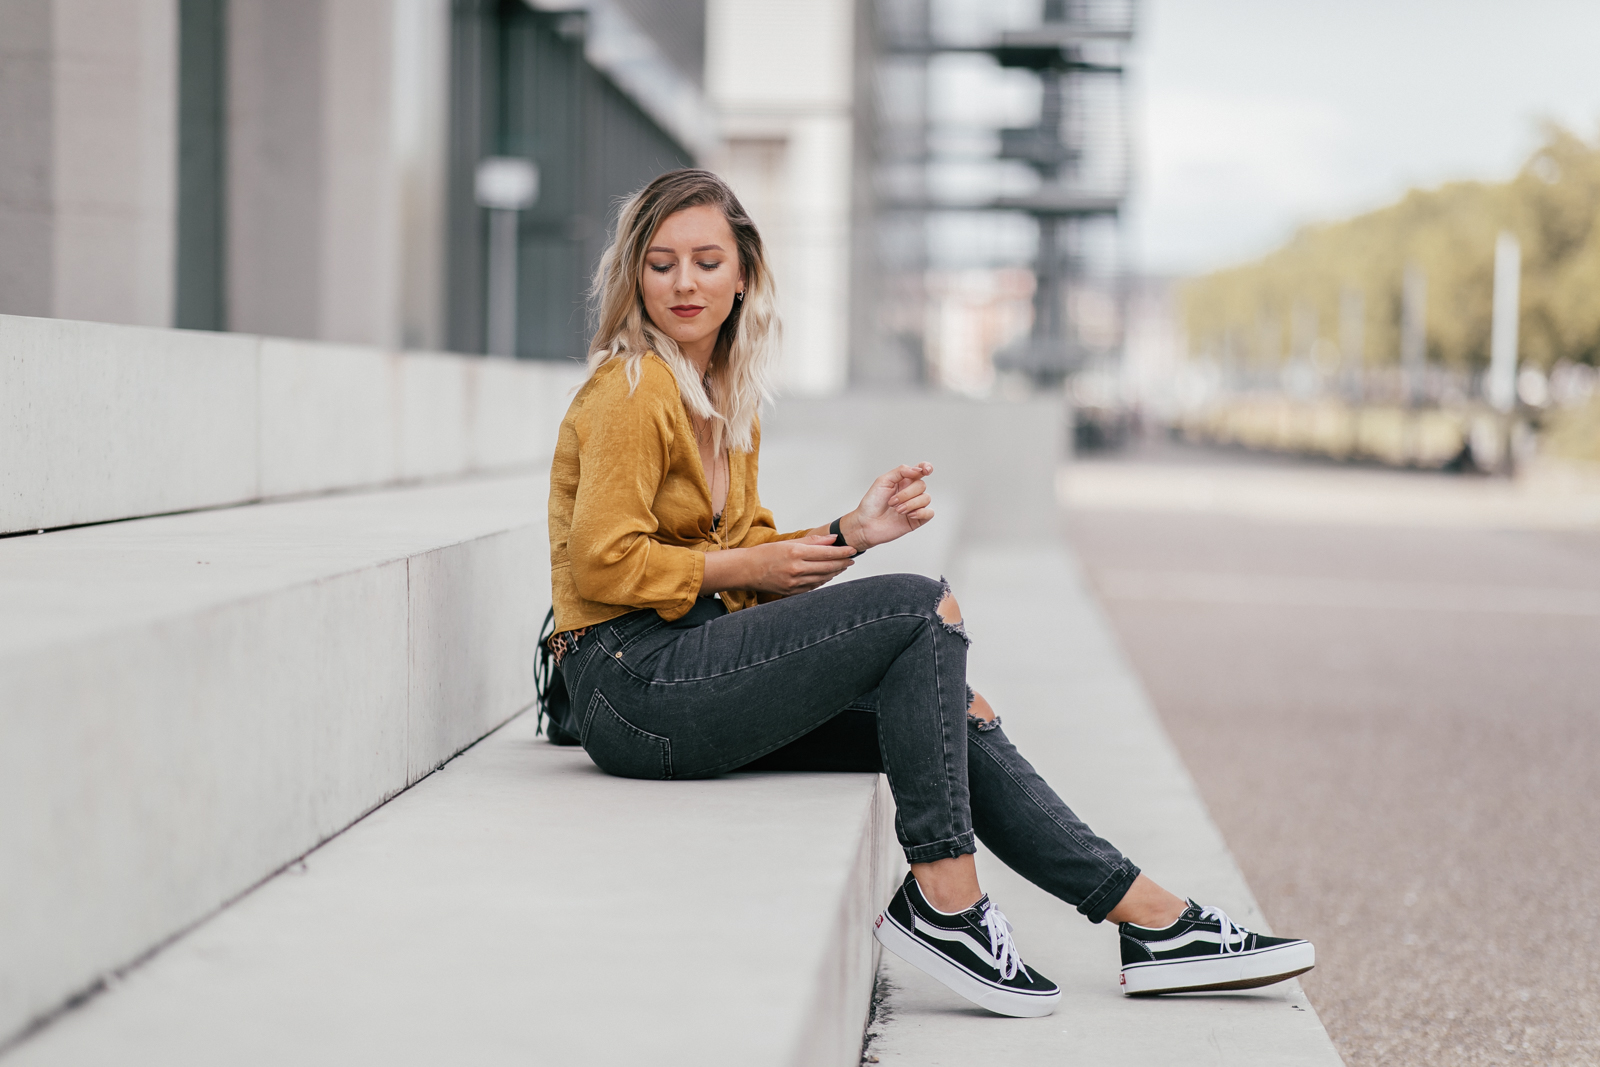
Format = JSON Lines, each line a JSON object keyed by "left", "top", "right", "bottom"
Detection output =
{"left": 587, "top": 169, "right": 779, "bottom": 454}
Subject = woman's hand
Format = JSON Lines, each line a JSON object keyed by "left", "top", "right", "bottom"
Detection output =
{"left": 841, "top": 463, "right": 935, "bottom": 551}
{"left": 701, "top": 534, "right": 857, "bottom": 596}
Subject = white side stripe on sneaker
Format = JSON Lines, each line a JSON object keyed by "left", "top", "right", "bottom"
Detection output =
{"left": 909, "top": 915, "right": 1005, "bottom": 971}
{"left": 1137, "top": 929, "right": 1228, "bottom": 952}
{"left": 911, "top": 904, "right": 1029, "bottom": 980}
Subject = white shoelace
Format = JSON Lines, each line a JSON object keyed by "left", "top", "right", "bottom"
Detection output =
{"left": 1196, "top": 904, "right": 1248, "bottom": 954}
{"left": 980, "top": 901, "right": 1029, "bottom": 981}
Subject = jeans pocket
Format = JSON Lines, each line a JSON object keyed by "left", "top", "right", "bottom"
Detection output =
{"left": 580, "top": 689, "right": 672, "bottom": 780}
{"left": 607, "top": 611, "right": 665, "bottom": 653}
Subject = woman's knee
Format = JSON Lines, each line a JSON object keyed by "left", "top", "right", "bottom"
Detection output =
{"left": 858, "top": 573, "right": 969, "bottom": 644}
{"left": 931, "top": 579, "right": 969, "bottom": 645}
{"left": 936, "top": 588, "right": 962, "bottom": 627}
{"left": 967, "top": 688, "right": 997, "bottom": 724}
{"left": 863, "top": 572, "right": 946, "bottom": 612}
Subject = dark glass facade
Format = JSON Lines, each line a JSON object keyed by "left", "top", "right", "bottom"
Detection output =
{"left": 175, "top": 0, "right": 228, "bottom": 331}
{"left": 447, "top": 1, "right": 695, "bottom": 361}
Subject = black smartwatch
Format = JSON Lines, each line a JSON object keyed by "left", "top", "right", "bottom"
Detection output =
{"left": 830, "top": 517, "right": 864, "bottom": 553}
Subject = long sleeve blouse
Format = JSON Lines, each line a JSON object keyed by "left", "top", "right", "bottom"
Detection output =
{"left": 547, "top": 352, "right": 807, "bottom": 632}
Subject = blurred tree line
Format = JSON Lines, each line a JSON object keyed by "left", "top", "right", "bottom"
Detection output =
{"left": 1182, "top": 124, "right": 1600, "bottom": 375}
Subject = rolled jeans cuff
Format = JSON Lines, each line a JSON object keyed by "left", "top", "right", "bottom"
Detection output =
{"left": 902, "top": 829, "right": 978, "bottom": 865}
{"left": 1078, "top": 860, "right": 1142, "bottom": 924}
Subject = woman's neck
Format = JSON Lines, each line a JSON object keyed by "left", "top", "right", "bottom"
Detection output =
{"left": 680, "top": 337, "right": 714, "bottom": 377}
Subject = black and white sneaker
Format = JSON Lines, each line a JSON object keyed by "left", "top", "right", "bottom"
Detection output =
{"left": 1120, "top": 900, "right": 1314, "bottom": 995}
{"left": 873, "top": 871, "right": 1060, "bottom": 1018}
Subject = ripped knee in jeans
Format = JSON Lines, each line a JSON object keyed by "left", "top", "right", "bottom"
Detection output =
{"left": 934, "top": 577, "right": 971, "bottom": 647}
{"left": 965, "top": 685, "right": 1000, "bottom": 731}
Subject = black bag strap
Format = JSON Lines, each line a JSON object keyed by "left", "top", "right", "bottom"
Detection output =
{"left": 534, "top": 605, "right": 557, "bottom": 737}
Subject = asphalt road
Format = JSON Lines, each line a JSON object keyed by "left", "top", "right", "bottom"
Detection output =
{"left": 1062, "top": 439, "right": 1600, "bottom": 1067}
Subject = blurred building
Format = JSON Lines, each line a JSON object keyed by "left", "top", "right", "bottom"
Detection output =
{"left": 444, "top": 1, "right": 706, "bottom": 359}
{"left": 0, "top": 0, "right": 861, "bottom": 394}
{"left": 0, "top": 1, "right": 833, "bottom": 379}
{"left": 1, "top": 0, "right": 716, "bottom": 354}
{"left": 854, "top": 0, "right": 1135, "bottom": 390}
{"left": 704, "top": 0, "right": 856, "bottom": 396}
{"left": 0, "top": 0, "right": 1132, "bottom": 398}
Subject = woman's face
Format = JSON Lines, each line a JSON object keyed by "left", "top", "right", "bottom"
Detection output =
{"left": 640, "top": 204, "right": 744, "bottom": 367}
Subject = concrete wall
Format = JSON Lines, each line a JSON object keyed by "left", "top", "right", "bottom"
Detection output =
{"left": 0, "top": 0, "right": 451, "bottom": 348}
{"left": 227, "top": 0, "right": 451, "bottom": 349}
{"left": 392, "top": 0, "right": 453, "bottom": 351}
{"left": 0, "top": 0, "right": 178, "bottom": 327}
{"left": 0, "top": 313, "right": 584, "bottom": 535}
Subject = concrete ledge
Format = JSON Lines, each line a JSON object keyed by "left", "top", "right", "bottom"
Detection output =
{"left": 0, "top": 314, "right": 584, "bottom": 534}
{"left": 4, "top": 718, "right": 900, "bottom": 1067}
{"left": 0, "top": 475, "right": 550, "bottom": 1044}
{"left": 0, "top": 316, "right": 259, "bottom": 534}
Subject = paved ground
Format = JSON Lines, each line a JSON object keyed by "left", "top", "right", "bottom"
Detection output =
{"left": 1062, "top": 438, "right": 1600, "bottom": 1067}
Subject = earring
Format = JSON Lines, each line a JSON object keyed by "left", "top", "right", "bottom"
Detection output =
{"left": 735, "top": 290, "right": 745, "bottom": 302}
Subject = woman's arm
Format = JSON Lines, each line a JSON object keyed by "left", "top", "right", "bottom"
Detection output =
{"left": 836, "top": 462, "right": 935, "bottom": 551}
{"left": 701, "top": 462, "right": 935, "bottom": 597}
{"left": 566, "top": 376, "right": 707, "bottom": 619}
{"left": 701, "top": 533, "right": 857, "bottom": 596}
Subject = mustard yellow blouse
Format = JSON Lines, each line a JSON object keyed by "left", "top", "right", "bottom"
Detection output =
{"left": 548, "top": 353, "right": 808, "bottom": 632}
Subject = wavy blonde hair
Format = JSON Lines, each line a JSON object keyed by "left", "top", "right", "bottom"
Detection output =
{"left": 587, "top": 169, "right": 779, "bottom": 453}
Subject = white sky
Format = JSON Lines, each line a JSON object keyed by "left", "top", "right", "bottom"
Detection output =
{"left": 1125, "top": 0, "right": 1600, "bottom": 276}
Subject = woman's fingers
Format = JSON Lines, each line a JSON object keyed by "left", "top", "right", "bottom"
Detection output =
{"left": 785, "top": 559, "right": 852, "bottom": 592}
{"left": 783, "top": 541, "right": 854, "bottom": 589}
{"left": 743, "top": 540, "right": 856, "bottom": 596}
{"left": 888, "top": 478, "right": 925, "bottom": 505}
{"left": 891, "top": 490, "right": 930, "bottom": 515}
{"left": 875, "top": 463, "right": 933, "bottom": 492}
{"left": 790, "top": 542, "right": 856, "bottom": 560}
{"left": 792, "top": 555, "right": 852, "bottom": 575}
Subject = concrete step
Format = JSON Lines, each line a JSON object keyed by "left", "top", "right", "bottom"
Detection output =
{"left": 4, "top": 714, "right": 899, "bottom": 1067}
{"left": 5, "top": 535, "right": 1344, "bottom": 1066}
{"left": 0, "top": 474, "right": 550, "bottom": 1044}
{"left": 4, "top": 375, "right": 1345, "bottom": 1064}
{"left": 0, "top": 313, "right": 582, "bottom": 535}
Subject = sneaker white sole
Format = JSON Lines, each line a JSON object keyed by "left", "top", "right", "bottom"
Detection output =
{"left": 874, "top": 910, "right": 1061, "bottom": 1018}
{"left": 1121, "top": 941, "right": 1315, "bottom": 995}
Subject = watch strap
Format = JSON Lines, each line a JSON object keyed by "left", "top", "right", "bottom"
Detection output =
{"left": 829, "top": 517, "right": 863, "bottom": 553}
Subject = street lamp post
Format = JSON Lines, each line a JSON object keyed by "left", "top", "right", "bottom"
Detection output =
{"left": 474, "top": 157, "right": 540, "bottom": 358}
{"left": 1487, "top": 231, "right": 1521, "bottom": 414}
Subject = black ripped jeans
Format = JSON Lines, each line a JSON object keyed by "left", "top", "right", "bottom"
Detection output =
{"left": 558, "top": 573, "right": 1140, "bottom": 923}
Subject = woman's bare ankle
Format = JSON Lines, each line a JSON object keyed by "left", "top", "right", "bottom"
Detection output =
{"left": 1105, "top": 873, "right": 1188, "bottom": 928}
{"left": 910, "top": 854, "right": 983, "bottom": 914}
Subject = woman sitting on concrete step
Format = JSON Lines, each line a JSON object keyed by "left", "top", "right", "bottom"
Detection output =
{"left": 540, "top": 168, "right": 1314, "bottom": 1013}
